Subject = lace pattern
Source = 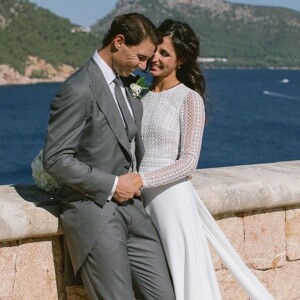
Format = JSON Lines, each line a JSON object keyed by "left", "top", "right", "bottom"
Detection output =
{"left": 140, "top": 84, "right": 205, "bottom": 188}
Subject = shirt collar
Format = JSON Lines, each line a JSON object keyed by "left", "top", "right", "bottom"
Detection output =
{"left": 92, "top": 50, "right": 116, "bottom": 85}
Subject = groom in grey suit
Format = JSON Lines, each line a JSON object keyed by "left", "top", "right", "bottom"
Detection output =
{"left": 43, "top": 13, "right": 175, "bottom": 300}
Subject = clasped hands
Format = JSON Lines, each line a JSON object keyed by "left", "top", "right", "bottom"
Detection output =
{"left": 113, "top": 173, "right": 143, "bottom": 205}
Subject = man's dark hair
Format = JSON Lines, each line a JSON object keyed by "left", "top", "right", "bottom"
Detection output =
{"left": 102, "top": 13, "right": 158, "bottom": 47}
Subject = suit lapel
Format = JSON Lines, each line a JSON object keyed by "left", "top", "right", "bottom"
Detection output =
{"left": 87, "top": 59, "right": 131, "bottom": 156}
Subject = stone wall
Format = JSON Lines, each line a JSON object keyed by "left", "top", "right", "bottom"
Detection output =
{"left": 1, "top": 160, "right": 299, "bottom": 299}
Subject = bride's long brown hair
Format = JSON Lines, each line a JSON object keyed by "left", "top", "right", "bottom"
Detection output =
{"left": 157, "top": 19, "right": 207, "bottom": 102}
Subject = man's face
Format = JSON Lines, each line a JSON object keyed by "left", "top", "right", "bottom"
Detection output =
{"left": 112, "top": 36, "right": 155, "bottom": 77}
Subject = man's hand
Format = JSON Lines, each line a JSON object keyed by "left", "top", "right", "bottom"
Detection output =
{"left": 113, "top": 173, "right": 142, "bottom": 204}
{"left": 131, "top": 173, "right": 143, "bottom": 190}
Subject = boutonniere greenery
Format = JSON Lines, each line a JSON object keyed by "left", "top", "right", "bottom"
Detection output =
{"left": 129, "top": 77, "right": 149, "bottom": 99}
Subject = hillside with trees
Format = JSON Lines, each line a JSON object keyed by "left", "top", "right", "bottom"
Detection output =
{"left": 1, "top": 0, "right": 300, "bottom": 84}
{"left": 0, "top": 0, "right": 99, "bottom": 77}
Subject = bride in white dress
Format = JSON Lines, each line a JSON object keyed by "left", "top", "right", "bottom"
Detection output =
{"left": 138, "top": 19, "right": 275, "bottom": 300}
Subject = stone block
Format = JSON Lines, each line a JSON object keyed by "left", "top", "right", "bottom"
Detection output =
{"left": 258, "top": 260, "right": 300, "bottom": 300}
{"left": 286, "top": 208, "right": 300, "bottom": 261}
{"left": 0, "top": 237, "right": 65, "bottom": 300}
{"left": 216, "top": 268, "right": 248, "bottom": 300}
{"left": 209, "top": 215, "right": 245, "bottom": 271}
{"left": 244, "top": 210, "right": 286, "bottom": 269}
{"left": 0, "top": 241, "right": 18, "bottom": 297}
{"left": 209, "top": 243, "right": 222, "bottom": 271}
{"left": 218, "top": 215, "right": 245, "bottom": 265}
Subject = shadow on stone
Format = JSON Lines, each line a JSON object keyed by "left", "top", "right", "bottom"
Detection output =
{"left": 13, "top": 184, "right": 61, "bottom": 217}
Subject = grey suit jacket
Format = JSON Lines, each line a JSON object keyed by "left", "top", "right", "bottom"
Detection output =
{"left": 43, "top": 57, "right": 144, "bottom": 275}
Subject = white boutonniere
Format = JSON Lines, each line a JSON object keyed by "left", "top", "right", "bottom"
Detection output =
{"left": 129, "top": 77, "right": 149, "bottom": 99}
{"left": 31, "top": 150, "right": 62, "bottom": 193}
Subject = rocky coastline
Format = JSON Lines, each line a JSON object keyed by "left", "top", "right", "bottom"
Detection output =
{"left": 1, "top": 58, "right": 299, "bottom": 86}
{"left": 0, "top": 56, "right": 76, "bottom": 85}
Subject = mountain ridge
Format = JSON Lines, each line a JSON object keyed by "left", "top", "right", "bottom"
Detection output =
{"left": 91, "top": 0, "right": 300, "bottom": 68}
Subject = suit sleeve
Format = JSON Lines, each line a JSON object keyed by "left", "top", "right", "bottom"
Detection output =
{"left": 43, "top": 82, "right": 116, "bottom": 205}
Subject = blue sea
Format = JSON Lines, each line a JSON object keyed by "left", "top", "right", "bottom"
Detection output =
{"left": 0, "top": 69, "right": 299, "bottom": 185}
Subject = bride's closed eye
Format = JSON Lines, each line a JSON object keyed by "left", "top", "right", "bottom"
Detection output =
{"left": 159, "top": 49, "right": 171, "bottom": 57}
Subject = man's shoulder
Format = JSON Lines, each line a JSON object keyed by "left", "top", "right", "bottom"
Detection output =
{"left": 54, "top": 66, "right": 92, "bottom": 102}
{"left": 65, "top": 62, "right": 91, "bottom": 85}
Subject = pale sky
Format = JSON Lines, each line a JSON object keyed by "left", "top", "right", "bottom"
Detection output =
{"left": 29, "top": 0, "right": 300, "bottom": 27}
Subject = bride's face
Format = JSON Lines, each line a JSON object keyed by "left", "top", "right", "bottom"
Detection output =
{"left": 150, "top": 36, "right": 181, "bottom": 78}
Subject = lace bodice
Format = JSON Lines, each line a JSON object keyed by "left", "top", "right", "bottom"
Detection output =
{"left": 139, "top": 83, "right": 205, "bottom": 188}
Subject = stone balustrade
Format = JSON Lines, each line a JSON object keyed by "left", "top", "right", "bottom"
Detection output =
{"left": 1, "top": 160, "right": 300, "bottom": 299}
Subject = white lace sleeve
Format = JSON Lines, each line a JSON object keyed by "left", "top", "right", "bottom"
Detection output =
{"left": 141, "top": 92, "right": 205, "bottom": 188}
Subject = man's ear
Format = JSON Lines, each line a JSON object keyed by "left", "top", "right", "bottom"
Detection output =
{"left": 113, "top": 34, "right": 126, "bottom": 50}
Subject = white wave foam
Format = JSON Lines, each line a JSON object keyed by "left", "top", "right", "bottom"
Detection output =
{"left": 279, "top": 79, "right": 289, "bottom": 83}
{"left": 263, "top": 90, "right": 300, "bottom": 100}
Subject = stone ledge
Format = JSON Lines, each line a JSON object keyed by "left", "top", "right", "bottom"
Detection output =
{"left": 0, "top": 160, "right": 299, "bottom": 242}
{"left": 1, "top": 160, "right": 300, "bottom": 299}
{"left": 192, "top": 160, "right": 300, "bottom": 215}
{"left": 0, "top": 185, "right": 62, "bottom": 242}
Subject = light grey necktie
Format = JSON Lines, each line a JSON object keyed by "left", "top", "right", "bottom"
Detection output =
{"left": 113, "top": 77, "right": 137, "bottom": 141}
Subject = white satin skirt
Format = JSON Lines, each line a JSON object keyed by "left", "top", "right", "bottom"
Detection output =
{"left": 142, "top": 179, "right": 275, "bottom": 300}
